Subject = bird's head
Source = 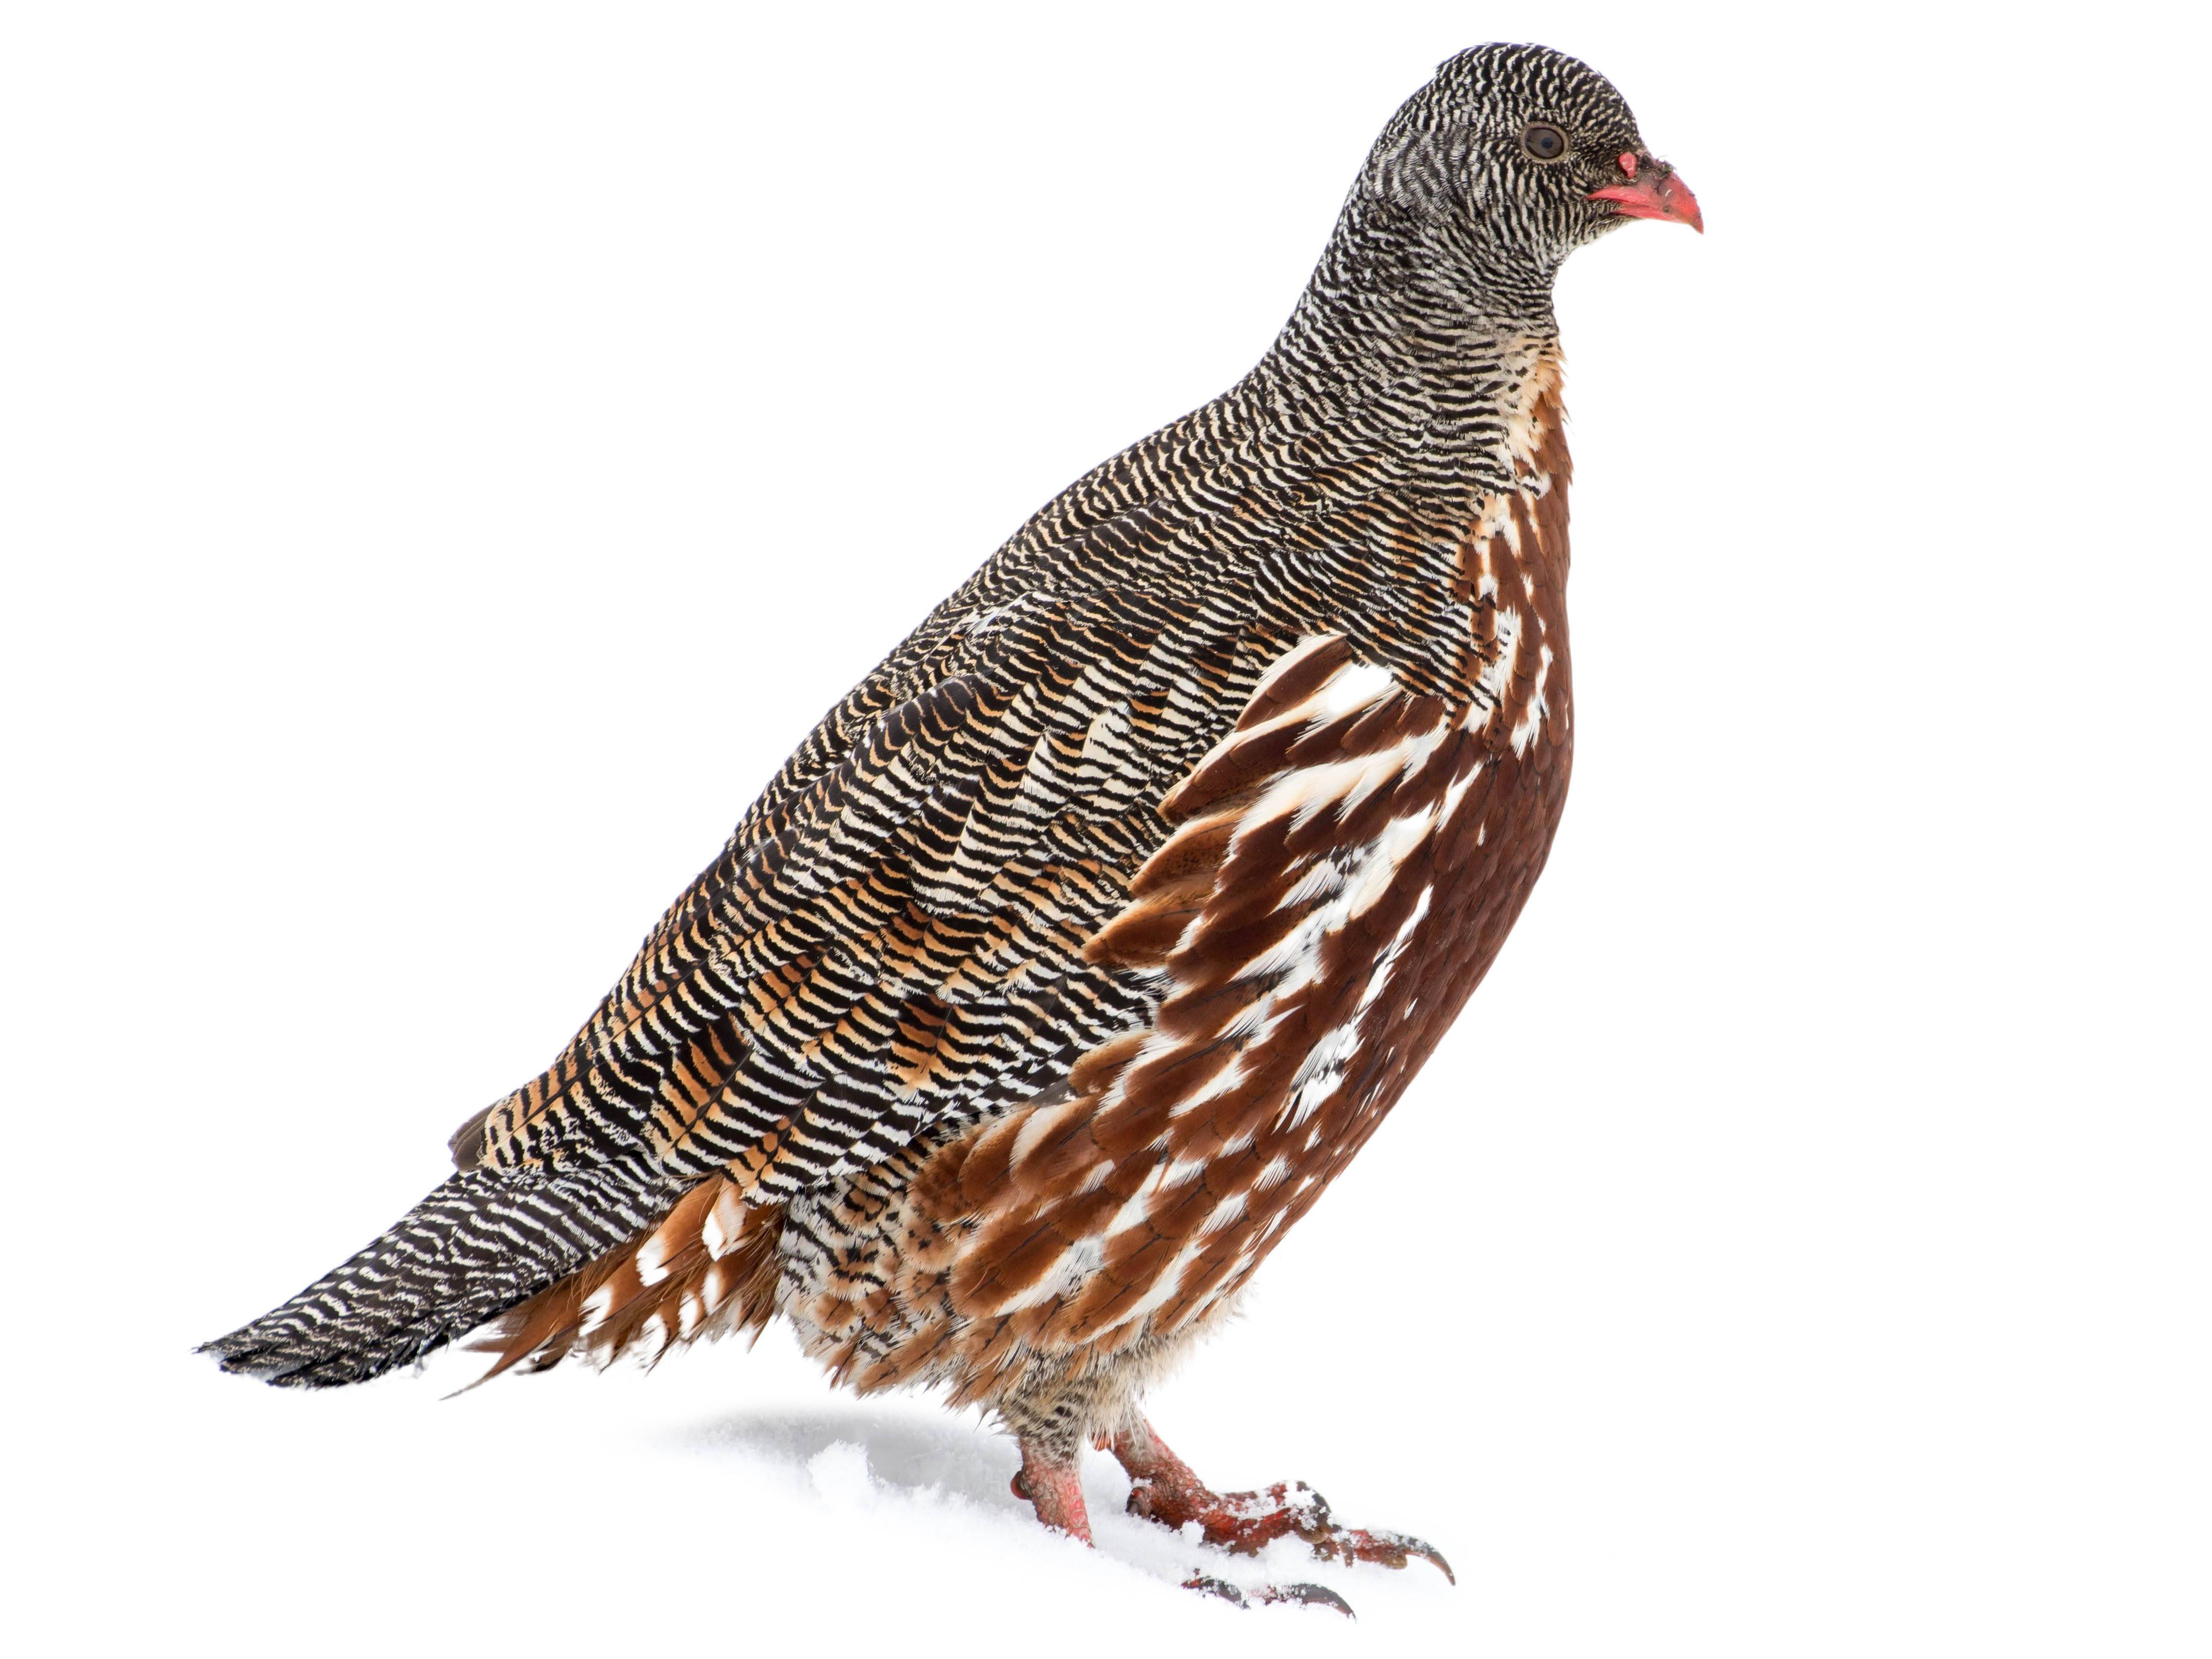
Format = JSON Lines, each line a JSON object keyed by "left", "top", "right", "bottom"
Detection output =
{"left": 1357, "top": 44, "right": 1700, "bottom": 296}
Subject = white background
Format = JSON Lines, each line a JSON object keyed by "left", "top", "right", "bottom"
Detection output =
{"left": 4, "top": 3, "right": 2205, "bottom": 1654}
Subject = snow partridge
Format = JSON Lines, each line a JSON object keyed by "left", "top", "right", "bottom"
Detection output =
{"left": 207, "top": 42, "right": 1700, "bottom": 1609}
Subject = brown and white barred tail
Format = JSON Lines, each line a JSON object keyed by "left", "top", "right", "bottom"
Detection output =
{"left": 200, "top": 1154, "right": 683, "bottom": 1387}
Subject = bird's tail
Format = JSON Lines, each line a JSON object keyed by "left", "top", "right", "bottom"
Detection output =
{"left": 201, "top": 1153, "right": 683, "bottom": 1387}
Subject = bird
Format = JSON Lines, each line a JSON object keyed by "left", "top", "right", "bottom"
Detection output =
{"left": 206, "top": 42, "right": 1699, "bottom": 1610}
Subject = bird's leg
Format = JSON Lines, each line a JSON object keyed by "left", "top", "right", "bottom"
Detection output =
{"left": 1010, "top": 1435, "right": 1093, "bottom": 1544}
{"left": 1107, "top": 1415, "right": 1454, "bottom": 1584}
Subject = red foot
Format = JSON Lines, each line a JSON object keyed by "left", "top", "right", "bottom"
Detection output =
{"left": 1110, "top": 1417, "right": 1454, "bottom": 1584}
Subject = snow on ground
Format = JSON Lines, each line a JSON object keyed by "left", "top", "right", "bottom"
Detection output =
{"left": 46, "top": 1317, "right": 1459, "bottom": 1654}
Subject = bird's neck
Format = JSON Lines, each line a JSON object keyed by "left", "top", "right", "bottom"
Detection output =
{"left": 1256, "top": 196, "right": 1564, "bottom": 498}
{"left": 1221, "top": 194, "right": 1576, "bottom": 712}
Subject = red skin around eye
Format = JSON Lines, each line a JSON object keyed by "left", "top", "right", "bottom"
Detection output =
{"left": 1619, "top": 152, "right": 1638, "bottom": 177}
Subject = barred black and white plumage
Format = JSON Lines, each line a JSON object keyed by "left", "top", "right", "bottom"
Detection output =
{"left": 202, "top": 1155, "right": 681, "bottom": 1385}
{"left": 207, "top": 43, "right": 1697, "bottom": 1608}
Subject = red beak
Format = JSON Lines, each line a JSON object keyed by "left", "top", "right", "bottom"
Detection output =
{"left": 1588, "top": 165, "right": 1703, "bottom": 234}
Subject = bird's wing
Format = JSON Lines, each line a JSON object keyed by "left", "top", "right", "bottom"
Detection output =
{"left": 453, "top": 369, "right": 1519, "bottom": 1204}
{"left": 465, "top": 573, "right": 1291, "bottom": 1197}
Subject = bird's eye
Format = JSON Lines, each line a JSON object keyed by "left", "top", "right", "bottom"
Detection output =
{"left": 1521, "top": 122, "right": 1568, "bottom": 161}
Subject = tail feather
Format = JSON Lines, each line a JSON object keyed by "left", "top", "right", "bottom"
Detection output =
{"left": 466, "top": 1172, "right": 784, "bottom": 1384}
{"left": 201, "top": 1153, "right": 684, "bottom": 1387}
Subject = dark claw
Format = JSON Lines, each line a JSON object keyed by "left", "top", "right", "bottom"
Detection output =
{"left": 1180, "top": 1574, "right": 1356, "bottom": 1617}
{"left": 1253, "top": 1581, "right": 1357, "bottom": 1617}
{"left": 1183, "top": 1573, "right": 1248, "bottom": 1607}
{"left": 1264, "top": 1483, "right": 1454, "bottom": 1583}
{"left": 1307, "top": 1522, "right": 1456, "bottom": 1585}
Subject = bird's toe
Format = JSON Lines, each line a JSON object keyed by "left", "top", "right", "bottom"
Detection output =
{"left": 1180, "top": 1573, "right": 1355, "bottom": 1616}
